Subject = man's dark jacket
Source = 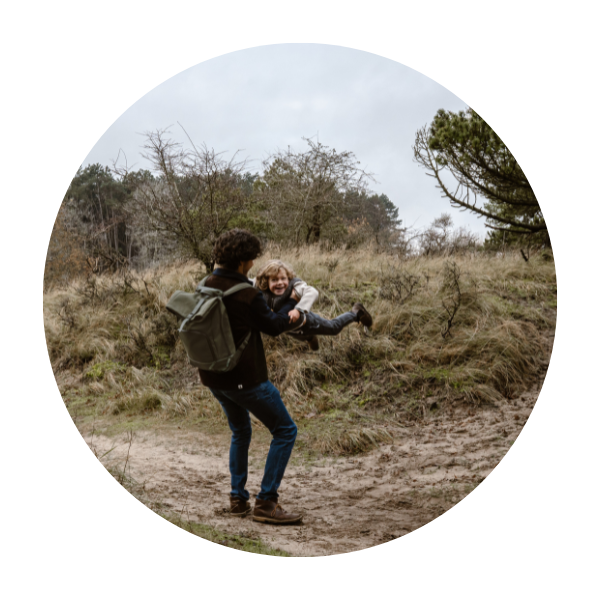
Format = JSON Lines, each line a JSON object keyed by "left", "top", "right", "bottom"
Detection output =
{"left": 198, "top": 268, "right": 296, "bottom": 391}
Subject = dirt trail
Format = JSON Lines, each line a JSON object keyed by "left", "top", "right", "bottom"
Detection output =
{"left": 86, "top": 389, "right": 538, "bottom": 556}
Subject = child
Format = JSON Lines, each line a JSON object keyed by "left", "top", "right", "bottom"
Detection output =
{"left": 253, "top": 259, "right": 373, "bottom": 351}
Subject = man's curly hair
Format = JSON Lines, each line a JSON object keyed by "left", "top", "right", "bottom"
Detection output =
{"left": 213, "top": 229, "right": 263, "bottom": 270}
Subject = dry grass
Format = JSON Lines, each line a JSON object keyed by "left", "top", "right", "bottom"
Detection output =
{"left": 45, "top": 246, "right": 556, "bottom": 455}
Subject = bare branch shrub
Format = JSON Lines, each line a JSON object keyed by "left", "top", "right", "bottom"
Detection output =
{"left": 378, "top": 267, "right": 421, "bottom": 304}
{"left": 345, "top": 217, "right": 374, "bottom": 249}
{"left": 120, "top": 315, "right": 156, "bottom": 367}
{"left": 441, "top": 261, "right": 462, "bottom": 338}
{"left": 130, "top": 129, "right": 253, "bottom": 271}
{"left": 260, "top": 137, "right": 374, "bottom": 245}
{"left": 44, "top": 201, "right": 88, "bottom": 289}
{"left": 418, "top": 213, "right": 480, "bottom": 256}
{"left": 56, "top": 298, "right": 77, "bottom": 331}
{"left": 73, "top": 273, "right": 100, "bottom": 306}
{"left": 323, "top": 258, "right": 340, "bottom": 273}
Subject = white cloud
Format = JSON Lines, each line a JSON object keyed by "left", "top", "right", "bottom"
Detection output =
{"left": 83, "top": 44, "right": 490, "bottom": 234}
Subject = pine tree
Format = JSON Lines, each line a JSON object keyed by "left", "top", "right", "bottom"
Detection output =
{"left": 413, "top": 108, "right": 548, "bottom": 246}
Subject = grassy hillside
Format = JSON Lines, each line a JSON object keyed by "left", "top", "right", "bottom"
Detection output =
{"left": 45, "top": 246, "right": 556, "bottom": 455}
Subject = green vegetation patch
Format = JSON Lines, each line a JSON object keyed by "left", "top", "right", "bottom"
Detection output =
{"left": 161, "top": 514, "right": 291, "bottom": 556}
{"left": 85, "top": 360, "right": 127, "bottom": 381}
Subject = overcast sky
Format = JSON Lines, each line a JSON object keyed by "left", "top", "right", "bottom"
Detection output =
{"left": 84, "top": 43, "right": 487, "bottom": 235}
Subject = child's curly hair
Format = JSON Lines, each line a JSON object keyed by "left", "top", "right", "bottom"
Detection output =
{"left": 213, "top": 229, "right": 262, "bottom": 270}
{"left": 255, "top": 259, "right": 296, "bottom": 291}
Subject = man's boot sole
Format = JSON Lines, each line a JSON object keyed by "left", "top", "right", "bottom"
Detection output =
{"left": 230, "top": 508, "right": 252, "bottom": 517}
{"left": 252, "top": 515, "right": 303, "bottom": 525}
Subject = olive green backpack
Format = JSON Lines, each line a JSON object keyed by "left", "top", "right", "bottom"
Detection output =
{"left": 166, "top": 276, "right": 253, "bottom": 371}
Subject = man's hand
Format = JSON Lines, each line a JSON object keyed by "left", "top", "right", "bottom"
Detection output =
{"left": 288, "top": 309, "right": 301, "bottom": 323}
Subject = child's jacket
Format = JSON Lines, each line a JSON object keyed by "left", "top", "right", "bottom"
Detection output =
{"left": 250, "top": 277, "right": 319, "bottom": 313}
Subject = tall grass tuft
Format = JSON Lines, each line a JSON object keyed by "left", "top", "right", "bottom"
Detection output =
{"left": 46, "top": 248, "right": 556, "bottom": 453}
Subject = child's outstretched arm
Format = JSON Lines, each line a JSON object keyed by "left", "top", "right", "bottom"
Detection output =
{"left": 293, "top": 280, "right": 319, "bottom": 313}
{"left": 271, "top": 297, "right": 306, "bottom": 329}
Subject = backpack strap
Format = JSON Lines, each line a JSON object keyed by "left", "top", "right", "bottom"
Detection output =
{"left": 218, "top": 282, "right": 253, "bottom": 365}
{"left": 181, "top": 281, "right": 253, "bottom": 333}
{"left": 222, "top": 282, "right": 254, "bottom": 297}
{"left": 195, "top": 276, "right": 210, "bottom": 292}
{"left": 195, "top": 277, "right": 252, "bottom": 297}
{"left": 180, "top": 276, "right": 221, "bottom": 332}
{"left": 222, "top": 330, "right": 252, "bottom": 370}
{"left": 179, "top": 295, "right": 209, "bottom": 332}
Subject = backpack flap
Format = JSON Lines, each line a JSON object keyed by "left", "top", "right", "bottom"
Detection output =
{"left": 179, "top": 294, "right": 221, "bottom": 333}
{"left": 166, "top": 289, "right": 223, "bottom": 324}
{"left": 166, "top": 290, "right": 201, "bottom": 319}
{"left": 166, "top": 280, "right": 254, "bottom": 372}
{"left": 180, "top": 282, "right": 251, "bottom": 331}
{"left": 178, "top": 299, "right": 236, "bottom": 370}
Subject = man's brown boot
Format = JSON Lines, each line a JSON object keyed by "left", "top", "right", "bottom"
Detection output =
{"left": 352, "top": 302, "right": 373, "bottom": 328}
{"left": 230, "top": 496, "right": 252, "bottom": 517}
{"left": 253, "top": 498, "right": 303, "bottom": 524}
{"left": 306, "top": 336, "right": 319, "bottom": 351}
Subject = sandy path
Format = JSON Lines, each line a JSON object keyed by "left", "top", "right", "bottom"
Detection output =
{"left": 85, "top": 389, "right": 538, "bottom": 556}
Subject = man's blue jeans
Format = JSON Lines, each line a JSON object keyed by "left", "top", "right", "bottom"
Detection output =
{"left": 209, "top": 381, "right": 297, "bottom": 501}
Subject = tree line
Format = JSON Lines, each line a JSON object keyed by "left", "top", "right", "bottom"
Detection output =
{"left": 47, "top": 134, "right": 402, "bottom": 282}
{"left": 45, "top": 108, "right": 548, "bottom": 287}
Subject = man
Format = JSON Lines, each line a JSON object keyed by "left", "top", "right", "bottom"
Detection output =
{"left": 198, "top": 228, "right": 302, "bottom": 524}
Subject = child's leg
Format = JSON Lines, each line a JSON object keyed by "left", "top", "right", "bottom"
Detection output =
{"left": 300, "top": 311, "right": 357, "bottom": 336}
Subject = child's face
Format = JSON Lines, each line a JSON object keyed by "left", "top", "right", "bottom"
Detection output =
{"left": 268, "top": 269, "right": 289, "bottom": 295}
